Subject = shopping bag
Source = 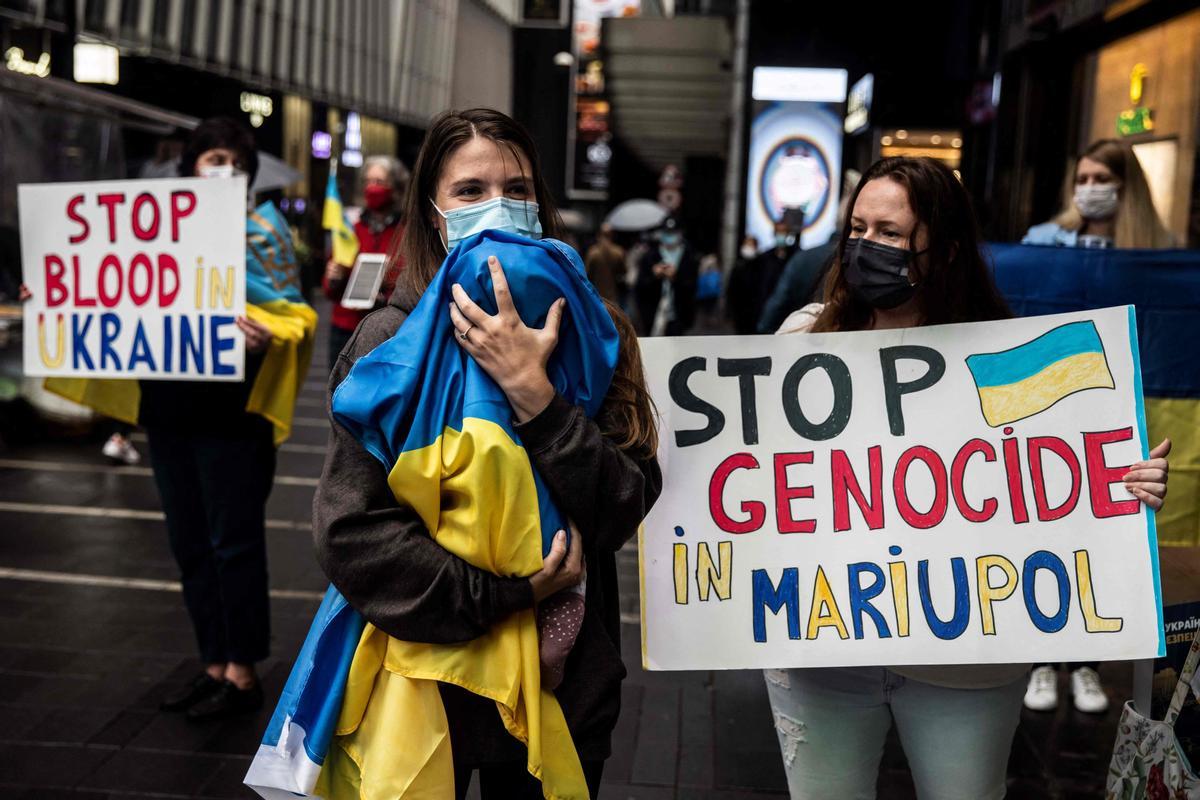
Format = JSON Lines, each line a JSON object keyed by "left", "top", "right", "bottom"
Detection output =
{"left": 1106, "top": 635, "right": 1200, "bottom": 799}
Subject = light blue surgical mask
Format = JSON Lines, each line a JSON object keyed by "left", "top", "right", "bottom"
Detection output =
{"left": 431, "top": 196, "right": 543, "bottom": 253}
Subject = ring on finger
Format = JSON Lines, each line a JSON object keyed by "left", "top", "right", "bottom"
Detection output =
{"left": 458, "top": 325, "right": 474, "bottom": 342}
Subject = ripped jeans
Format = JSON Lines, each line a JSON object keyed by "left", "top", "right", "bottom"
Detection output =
{"left": 763, "top": 667, "right": 1025, "bottom": 800}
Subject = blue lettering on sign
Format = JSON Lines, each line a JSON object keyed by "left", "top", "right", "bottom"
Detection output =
{"left": 1023, "top": 550, "right": 1071, "bottom": 633}
{"left": 918, "top": 557, "right": 971, "bottom": 640}
{"left": 210, "top": 315, "right": 237, "bottom": 376}
{"left": 179, "top": 315, "right": 204, "bottom": 373}
{"left": 71, "top": 314, "right": 94, "bottom": 370}
{"left": 99, "top": 313, "right": 122, "bottom": 371}
{"left": 127, "top": 319, "right": 157, "bottom": 372}
{"left": 752, "top": 568, "right": 801, "bottom": 642}
{"left": 847, "top": 562, "right": 891, "bottom": 640}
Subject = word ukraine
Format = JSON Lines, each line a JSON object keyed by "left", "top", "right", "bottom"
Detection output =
{"left": 639, "top": 307, "right": 1164, "bottom": 671}
{"left": 20, "top": 177, "right": 248, "bottom": 379}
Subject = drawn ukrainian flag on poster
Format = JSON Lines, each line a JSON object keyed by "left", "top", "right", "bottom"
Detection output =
{"left": 966, "top": 320, "right": 1115, "bottom": 427}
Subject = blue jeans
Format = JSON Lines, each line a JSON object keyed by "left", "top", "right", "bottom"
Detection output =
{"left": 764, "top": 667, "right": 1025, "bottom": 800}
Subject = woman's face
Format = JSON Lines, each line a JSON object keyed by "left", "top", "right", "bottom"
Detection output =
{"left": 1075, "top": 156, "right": 1118, "bottom": 187}
{"left": 364, "top": 163, "right": 393, "bottom": 190}
{"left": 431, "top": 136, "right": 535, "bottom": 241}
{"left": 848, "top": 177, "right": 927, "bottom": 253}
{"left": 194, "top": 147, "right": 242, "bottom": 176}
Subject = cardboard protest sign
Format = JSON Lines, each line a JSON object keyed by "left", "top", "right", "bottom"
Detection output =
{"left": 638, "top": 307, "right": 1164, "bottom": 671}
{"left": 20, "top": 177, "right": 248, "bottom": 380}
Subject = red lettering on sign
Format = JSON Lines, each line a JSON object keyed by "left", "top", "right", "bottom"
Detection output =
{"left": 66, "top": 195, "right": 90, "bottom": 244}
{"left": 170, "top": 191, "right": 197, "bottom": 242}
{"left": 709, "top": 453, "right": 765, "bottom": 534}
{"left": 774, "top": 452, "right": 816, "bottom": 534}
{"left": 131, "top": 193, "right": 161, "bottom": 241}
{"left": 1028, "top": 436, "right": 1082, "bottom": 522}
{"left": 96, "top": 193, "right": 126, "bottom": 244}
{"left": 1084, "top": 428, "right": 1140, "bottom": 518}
{"left": 893, "top": 445, "right": 949, "bottom": 529}
{"left": 44, "top": 255, "right": 68, "bottom": 307}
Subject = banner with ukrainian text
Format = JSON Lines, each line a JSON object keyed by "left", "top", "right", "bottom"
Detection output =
{"left": 638, "top": 307, "right": 1163, "bottom": 671}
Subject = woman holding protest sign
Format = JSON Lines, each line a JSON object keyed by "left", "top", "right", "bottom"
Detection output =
{"left": 145, "top": 118, "right": 313, "bottom": 721}
{"left": 770, "top": 156, "right": 1172, "bottom": 799}
{"left": 307, "top": 108, "right": 660, "bottom": 798}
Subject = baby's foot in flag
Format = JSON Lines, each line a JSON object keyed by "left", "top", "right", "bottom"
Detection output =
{"left": 537, "top": 586, "right": 586, "bottom": 690}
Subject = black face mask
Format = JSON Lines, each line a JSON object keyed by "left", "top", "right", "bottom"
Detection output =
{"left": 843, "top": 237, "right": 921, "bottom": 309}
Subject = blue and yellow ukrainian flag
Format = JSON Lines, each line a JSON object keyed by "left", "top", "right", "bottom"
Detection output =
{"left": 45, "top": 201, "right": 316, "bottom": 446}
{"left": 246, "top": 230, "right": 619, "bottom": 800}
{"left": 322, "top": 164, "right": 359, "bottom": 267}
{"left": 965, "top": 319, "right": 1115, "bottom": 427}
{"left": 989, "top": 243, "right": 1200, "bottom": 545}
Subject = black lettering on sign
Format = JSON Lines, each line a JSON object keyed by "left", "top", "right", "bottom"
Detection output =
{"left": 781, "top": 353, "right": 852, "bottom": 441}
{"left": 717, "top": 357, "right": 772, "bottom": 446}
{"left": 879, "top": 346, "right": 945, "bottom": 436}
{"left": 669, "top": 357, "right": 725, "bottom": 447}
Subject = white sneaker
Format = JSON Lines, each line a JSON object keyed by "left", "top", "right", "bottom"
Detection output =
{"left": 1071, "top": 666, "right": 1109, "bottom": 713}
{"left": 101, "top": 434, "right": 141, "bottom": 466}
{"left": 1023, "top": 665, "right": 1058, "bottom": 711}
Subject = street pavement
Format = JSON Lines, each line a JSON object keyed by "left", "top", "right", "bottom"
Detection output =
{"left": 0, "top": 299, "right": 1128, "bottom": 799}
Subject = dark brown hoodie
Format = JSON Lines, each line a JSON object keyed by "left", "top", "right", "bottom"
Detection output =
{"left": 312, "top": 285, "right": 662, "bottom": 765}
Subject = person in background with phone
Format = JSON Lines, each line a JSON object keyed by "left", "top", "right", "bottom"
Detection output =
{"left": 323, "top": 156, "right": 409, "bottom": 368}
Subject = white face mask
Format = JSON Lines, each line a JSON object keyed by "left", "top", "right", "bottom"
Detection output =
{"left": 198, "top": 164, "right": 246, "bottom": 179}
{"left": 740, "top": 245, "right": 757, "bottom": 259}
{"left": 430, "top": 196, "right": 542, "bottom": 254}
{"left": 1074, "top": 183, "right": 1119, "bottom": 220}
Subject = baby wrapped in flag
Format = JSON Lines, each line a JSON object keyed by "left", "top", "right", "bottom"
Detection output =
{"left": 246, "top": 230, "right": 619, "bottom": 800}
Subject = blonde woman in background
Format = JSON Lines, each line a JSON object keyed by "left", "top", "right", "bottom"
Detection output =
{"left": 1023, "top": 138, "right": 1174, "bottom": 249}
{"left": 1021, "top": 138, "right": 1173, "bottom": 715}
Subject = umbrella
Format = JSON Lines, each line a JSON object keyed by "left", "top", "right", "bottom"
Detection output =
{"left": 251, "top": 151, "right": 303, "bottom": 194}
{"left": 604, "top": 199, "right": 668, "bottom": 232}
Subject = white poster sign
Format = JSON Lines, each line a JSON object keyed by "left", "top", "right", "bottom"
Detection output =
{"left": 639, "top": 307, "right": 1164, "bottom": 671}
{"left": 20, "top": 177, "right": 247, "bottom": 380}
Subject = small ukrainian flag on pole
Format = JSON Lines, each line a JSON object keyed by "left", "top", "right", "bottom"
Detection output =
{"left": 322, "top": 157, "right": 360, "bottom": 267}
{"left": 966, "top": 320, "right": 1116, "bottom": 427}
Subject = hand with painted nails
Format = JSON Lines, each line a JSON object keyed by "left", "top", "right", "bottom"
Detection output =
{"left": 1124, "top": 438, "right": 1171, "bottom": 511}
{"left": 449, "top": 254, "right": 564, "bottom": 423}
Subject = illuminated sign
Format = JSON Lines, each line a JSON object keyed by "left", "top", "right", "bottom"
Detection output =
{"left": 1129, "top": 63, "right": 1147, "bottom": 104}
{"left": 1117, "top": 107, "right": 1154, "bottom": 137}
{"left": 73, "top": 43, "right": 119, "bottom": 85}
{"left": 752, "top": 67, "right": 848, "bottom": 103}
{"left": 1117, "top": 64, "right": 1153, "bottom": 137}
{"left": 345, "top": 112, "right": 362, "bottom": 151}
{"left": 5, "top": 47, "right": 49, "bottom": 77}
{"left": 341, "top": 150, "right": 363, "bottom": 168}
{"left": 239, "top": 92, "right": 274, "bottom": 128}
{"left": 844, "top": 73, "right": 873, "bottom": 134}
{"left": 311, "top": 131, "right": 333, "bottom": 159}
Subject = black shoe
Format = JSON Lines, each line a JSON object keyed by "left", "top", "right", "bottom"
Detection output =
{"left": 160, "top": 672, "right": 223, "bottom": 712}
{"left": 185, "top": 680, "right": 263, "bottom": 721}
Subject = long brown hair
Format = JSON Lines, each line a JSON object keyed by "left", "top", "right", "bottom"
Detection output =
{"left": 1052, "top": 139, "right": 1174, "bottom": 248}
{"left": 391, "top": 108, "right": 564, "bottom": 309}
{"left": 600, "top": 298, "right": 658, "bottom": 458}
{"left": 812, "top": 157, "right": 1011, "bottom": 333}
